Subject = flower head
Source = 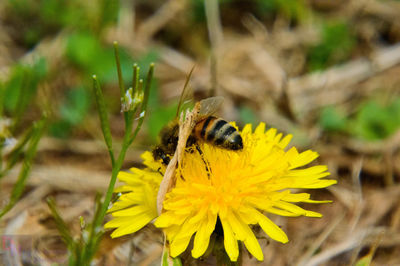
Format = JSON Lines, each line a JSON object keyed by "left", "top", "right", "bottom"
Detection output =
{"left": 105, "top": 123, "right": 336, "bottom": 261}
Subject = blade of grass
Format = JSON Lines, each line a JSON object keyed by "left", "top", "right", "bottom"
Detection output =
{"left": 0, "top": 125, "right": 34, "bottom": 179}
{"left": 0, "top": 118, "right": 46, "bottom": 218}
{"left": 47, "top": 197, "right": 82, "bottom": 265}
{"left": 12, "top": 69, "right": 32, "bottom": 130}
{"left": 46, "top": 197, "right": 75, "bottom": 248}
{"left": 81, "top": 192, "right": 103, "bottom": 263}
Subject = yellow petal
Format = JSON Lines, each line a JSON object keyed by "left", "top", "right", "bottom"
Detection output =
{"left": 112, "top": 205, "right": 150, "bottom": 217}
{"left": 297, "top": 179, "right": 337, "bottom": 188}
{"left": 265, "top": 128, "right": 277, "bottom": 141}
{"left": 107, "top": 212, "right": 154, "bottom": 238}
{"left": 255, "top": 122, "right": 266, "bottom": 135}
{"left": 252, "top": 209, "right": 288, "bottom": 243}
{"left": 155, "top": 211, "right": 187, "bottom": 228}
{"left": 242, "top": 123, "right": 253, "bottom": 135}
{"left": 170, "top": 236, "right": 193, "bottom": 257}
{"left": 278, "top": 134, "right": 292, "bottom": 149}
{"left": 267, "top": 207, "right": 302, "bottom": 217}
{"left": 281, "top": 193, "right": 311, "bottom": 202}
{"left": 220, "top": 216, "right": 239, "bottom": 261}
{"left": 274, "top": 201, "right": 322, "bottom": 217}
{"left": 192, "top": 212, "right": 217, "bottom": 258}
{"left": 289, "top": 150, "right": 319, "bottom": 169}
{"left": 170, "top": 217, "right": 200, "bottom": 257}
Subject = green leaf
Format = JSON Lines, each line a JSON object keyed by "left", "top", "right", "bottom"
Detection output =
{"left": 66, "top": 32, "right": 103, "bottom": 70}
{"left": 60, "top": 87, "right": 91, "bottom": 125}
{"left": 348, "top": 98, "right": 400, "bottom": 140}
{"left": 354, "top": 255, "right": 372, "bottom": 266}
{"left": 308, "top": 21, "right": 355, "bottom": 71}
{"left": 351, "top": 101, "right": 391, "bottom": 140}
{"left": 48, "top": 87, "right": 91, "bottom": 139}
{"left": 48, "top": 120, "right": 72, "bottom": 139}
{"left": 3, "top": 58, "right": 47, "bottom": 115}
{"left": 66, "top": 32, "right": 141, "bottom": 85}
{"left": 319, "top": 106, "right": 347, "bottom": 132}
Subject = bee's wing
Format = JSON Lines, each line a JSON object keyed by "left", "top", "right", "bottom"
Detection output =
{"left": 176, "top": 67, "right": 195, "bottom": 118}
{"left": 198, "top": 96, "right": 224, "bottom": 118}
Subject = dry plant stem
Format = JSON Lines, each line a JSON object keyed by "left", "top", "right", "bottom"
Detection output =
{"left": 288, "top": 43, "right": 400, "bottom": 96}
{"left": 297, "top": 213, "right": 345, "bottom": 266}
{"left": 156, "top": 103, "right": 201, "bottom": 214}
{"left": 138, "top": 245, "right": 163, "bottom": 266}
{"left": 308, "top": 227, "right": 393, "bottom": 266}
{"left": 3, "top": 165, "right": 110, "bottom": 192}
{"left": 305, "top": 229, "right": 367, "bottom": 266}
{"left": 205, "top": 0, "right": 223, "bottom": 97}
{"left": 349, "top": 159, "right": 364, "bottom": 233}
{"left": 136, "top": 0, "right": 186, "bottom": 42}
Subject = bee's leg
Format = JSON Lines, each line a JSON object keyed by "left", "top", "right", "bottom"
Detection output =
{"left": 195, "top": 144, "right": 212, "bottom": 178}
{"left": 157, "top": 167, "right": 164, "bottom": 176}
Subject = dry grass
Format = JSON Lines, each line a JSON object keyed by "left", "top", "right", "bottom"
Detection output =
{"left": 1, "top": 0, "right": 400, "bottom": 265}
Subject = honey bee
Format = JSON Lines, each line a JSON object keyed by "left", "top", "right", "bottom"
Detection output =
{"left": 152, "top": 94, "right": 243, "bottom": 165}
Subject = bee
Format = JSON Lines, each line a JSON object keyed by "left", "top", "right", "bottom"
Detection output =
{"left": 152, "top": 91, "right": 243, "bottom": 166}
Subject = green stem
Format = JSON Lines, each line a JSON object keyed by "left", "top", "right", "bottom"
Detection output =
{"left": 113, "top": 41, "right": 125, "bottom": 98}
{"left": 86, "top": 117, "right": 133, "bottom": 259}
{"left": 99, "top": 122, "right": 132, "bottom": 221}
{"left": 92, "top": 76, "right": 115, "bottom": 167}
{"left": 0, "top": 118, "right": 46, "bottom": 218}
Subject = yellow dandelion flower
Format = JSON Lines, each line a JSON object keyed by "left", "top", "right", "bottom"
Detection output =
{"left": 104, "top": 152, "right": 162, "bottom": 238}
{"left": 105, "top": 123, "right": 336, "bottom": 261}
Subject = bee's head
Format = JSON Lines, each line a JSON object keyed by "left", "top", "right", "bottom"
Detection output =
{"left": 152, "top": 146, "right": 171, "bottom": 165}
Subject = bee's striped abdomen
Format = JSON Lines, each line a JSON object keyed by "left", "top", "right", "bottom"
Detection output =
{"left": 194, "top": 116, "right": 243, "bottom": 150}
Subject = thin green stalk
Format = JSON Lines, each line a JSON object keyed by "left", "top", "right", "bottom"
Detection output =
{"left": 0, "top": 118, "right": 46, "bottom": 218}
{"left": 0, "top": 125, "right": 34, "bottom": 179}
{"left": 81, "top": 193, "right": 103, "bottom": 263}
{"left": 113, "top": 41, "right": 125, "bottom": 98}
{"left": 204, "top": 0, "right": 223, "bottom": 97}
{"left": 12, "top": 69, "right": 31, "bottom": 130}
{"left": 82, "top": 127, "right": 132, "bottom": 264}
{"left": 0, "top": 81, "right": 4, "bottom": 116}
{"left": 133, "top": 63, "right": 139, "bottom": 92}
{"left": 48, "top": 197, "right": 81, "bottom": 265}
{"left": 93, "top": 120, "right": 132, "bottom": 229}
{"left": 92, "top": 75, "right": 115, "bottom": 167}
{"left": 0, "top": 140, "right": 3, "bottom": 172}
{"left": 47, "top": 197, "right": 75, "bottom": 247}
